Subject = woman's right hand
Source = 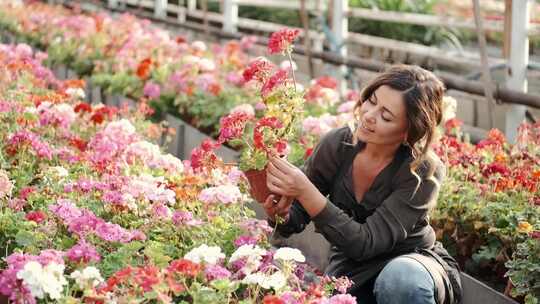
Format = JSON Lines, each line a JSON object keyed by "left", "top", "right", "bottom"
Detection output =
{"left": 263, "top": 194, "right": 293, "bottom": 223}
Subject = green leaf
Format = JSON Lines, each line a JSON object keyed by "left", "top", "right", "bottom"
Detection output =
{"left": 144, "top": 241, "right": 172, "bottom": 267}
{"left": 15, "top": 230, "right": 36, "bottom": 247}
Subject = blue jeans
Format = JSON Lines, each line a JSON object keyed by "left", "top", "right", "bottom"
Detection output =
{"left": 372, "top": 257, "right": 436, "bottom": 304}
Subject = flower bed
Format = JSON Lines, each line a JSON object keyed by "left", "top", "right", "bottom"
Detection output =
{"left": 0, "top": 43, "right": 357, "bottom": 303}
{"left": 431, "top": 122, "right": 540, "bottom": 303}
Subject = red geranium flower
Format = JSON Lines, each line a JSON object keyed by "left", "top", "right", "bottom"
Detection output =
{"left": 74, "top": 102, "right": 92, "bottom": 114}
{"left": 315, "top": 76, "right": 338, "bottom": 89}
{"left": 218, "top": 112, "right": 253, "bottom": 143}
{"left": 134, "top": 266, "right": 161, "bottom": 292}
{"left": 167, "top": 259, "right": 201, "bottom": 278}
{"left": 190, "top": 139, "right": 220, "bottom": 171}
{"left": 263, "top": 295, "right": 284, "bottom": 304}
{"left": 25, "top": 211, "right": 46, "bottom": 223}
{"left": 136, "top": 58, "right": 153, "bottom": 80}
{"left": 482, "top": 162, "right": 510, "bottom": 178}
{"left": 444, "top": 118, "right": 463, "bottom": 134}
{"left": 209, "top": 83, "right": 221, "bottom": 96}
{"left": 253, "top": 117, "right": 284, "bottom": 150}
{"left": 243, "top": 58, "right": 274, "bottom": 83}
{"left": 90, "top": 113, "right": 104, "bottom": 124}
{"left": 268, "top": 28, "right": 300, "bottom": 54}
{"left": 261, "top": 69, "right": 288, "bottom": 96}
{"left": 70, "top": 137, "right": 88, "bottom": 152}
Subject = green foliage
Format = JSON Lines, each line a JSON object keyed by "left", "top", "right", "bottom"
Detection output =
{"left": 100, "top": 241, "right": 146, "bottom": 278}
{"left": 506, "top": 239, "right": 540, "bottom": 304}
{"left": 349, "top": 0, "right": 463, "bottom": 47}
{"left": 91, "top": 72, "right": 142, "bottom": 96}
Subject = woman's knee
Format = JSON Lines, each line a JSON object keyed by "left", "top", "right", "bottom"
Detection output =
{"left": 373, "top": 257, "right": 435, "bottom": 304}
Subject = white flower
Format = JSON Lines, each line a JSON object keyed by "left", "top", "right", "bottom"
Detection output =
{"left": 184, "top": 244, "right": 225, "bottom": 265}
{"left": 230, "top": 244, "right": 267, "bottom": 275}
{"left": 66, "top": 87, "right": 86, "bottom": 99}
{"left": 192, "top": 40, "right": 207, "bottom": 52}
{"left": 158, "top": 153, "right": 184, "bottom": 174}
{"left": 230, "top": 244, "right": 267, "bottom": 262}
{"left": 17, "top": 261, "right": 68, "bottom": 300}
{"left": 183, "top": 55, "right": 201, "bottom": 64}
{"left": 70, "top": 266, "right": 104, "bottom": 290}
{"left": 104, "top": 119, "right": 136, "bottom": 139}
{"left": 242, "top": 271, "right": 286, "bottom": 290}
{"left": 274, "top": 247, "right": 306, "bottom": 263}
{"left": 24, "top": 106, "right": 38, "bottom": 115}
{"left": 442, "top": 96, "right": 457, "bottom": 123}
{"left": 53, "top": 103, "right": 77, "bottom": 124}
{"left": 242, "top": 272, "right": 264, "bottom": 285}
{"left": 262, "top": 271, "right": 286, "bottom": 290}
{"left": 50, "top": 166, "right": 69, "bottom": 178}
{"left": 320, "top": 88, "right": 340, "bottom": 106}
{"left": 198, "top": 58, "right": 216, "bottom": 72}
{"left": 280, "top": 60, "right": 297, "bottom": 71}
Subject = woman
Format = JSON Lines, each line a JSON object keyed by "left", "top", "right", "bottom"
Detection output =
{"left": 263, "top": 65, "right": 462, "bottom": 304}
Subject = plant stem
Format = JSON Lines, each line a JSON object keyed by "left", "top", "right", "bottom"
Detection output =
{"left": 287, "top": 51, "right": 297, "bottom": 92}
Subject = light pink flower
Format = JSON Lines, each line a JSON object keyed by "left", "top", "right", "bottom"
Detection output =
{"left": 0, "top": 170, "right": 13, "bottom": 199}
{"left": 143, "top": 82, "right": 161, "bottom": 99}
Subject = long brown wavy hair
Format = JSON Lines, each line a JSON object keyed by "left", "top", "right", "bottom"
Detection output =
{"left": 352, "top": 65, "right": 445, "bottom": 172}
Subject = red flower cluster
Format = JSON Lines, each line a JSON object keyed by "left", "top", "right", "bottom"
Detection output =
{"left": 25, "top": 210, "right": 46, "bottom": 223}
{"left": 482, "top": 162, "right": 510, "bottom": 178}
{"left": 314, "top": 76, "right": 337, "bottom": 89}
{"left": 261, "top": 69, "right": 288, "bottom": 96}
{"left": 167, "top": 258, "right": 201, "bottom": 278}
{"left": 74, "top": 102, "right": 92, "bottom": 114}
{"left": 218, "top": 111, "right": 253, "bottom": 143}
{"left": 90, "top": 106, "right": 118, "bottom": 124}
{"left": 268, "top": 28, "right": 300, "bottom": 54}
{"left": 444, "top": 118, "right": 463, "bottom": 134}
{"left": 190, "top": 139, "right": 220, "bottom": 171}
{"left": 133, "top": 265, "right": 161, "bottom": 292}
{"left": 477, "top": 128, "right": 506, "bottom": 149}
{"left": 243, "top": 58, "right": 274, "bottom": 83}
{"left": 100, "top": 266, "right": 134, "bottom": 293}
{"left": 136, "top": 58, "right": 153, "bottom": 80}
{"left": 253, "top": 117, "right": 284, "bottom": 151}
{"left": 263, "top": 295, "right": 284, "bottom": 304}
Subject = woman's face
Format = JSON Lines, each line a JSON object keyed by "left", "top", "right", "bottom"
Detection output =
{"left": 356, "top": 85, "right": 409, "bottom": 146}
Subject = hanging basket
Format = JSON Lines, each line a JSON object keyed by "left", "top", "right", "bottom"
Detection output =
{"left": 244, "top": 168, "right": 278, "bottom": 204}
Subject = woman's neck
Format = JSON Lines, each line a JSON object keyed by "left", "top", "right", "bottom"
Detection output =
{"left": 362, "top": 142, "right": 401, "bottom": 163}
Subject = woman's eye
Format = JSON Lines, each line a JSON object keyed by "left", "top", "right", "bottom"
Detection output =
{"left": 368, "top": 99, "right": 376, "bottom": 105}
{"left": 382, "top": 115, "right": 391, "bottom": 122}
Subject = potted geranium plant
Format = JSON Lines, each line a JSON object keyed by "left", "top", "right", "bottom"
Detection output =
{"left": 217, "top": 28, "right": 304, "bottom": 204}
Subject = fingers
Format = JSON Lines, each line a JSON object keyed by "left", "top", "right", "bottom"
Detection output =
{"left": 262, "top": 195, "right": 276, "bottom": 210}
{"left": 267, "top": 161, "right": 287, "bottom": 180}
{"left": 262, "top": 194, "right": 291, "bottom": 222}
{"left": 275, "top": 195, "right": 290, "bottom": 210}
{"left": 266, "top": 172, "right": 283, "bottom": 189}
{"left": 270, "top": 155, "right": 295, "bottom": 170}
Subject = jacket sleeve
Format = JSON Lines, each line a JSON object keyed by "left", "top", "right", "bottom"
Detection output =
{"left": 272, "top": 127, "right": 347, "bottom": 238}
{"left": 310, "top": 159, "right": 445, "bottom": 261}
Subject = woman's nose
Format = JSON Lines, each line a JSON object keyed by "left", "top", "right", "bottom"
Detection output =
{"left": 364, "top": 110, "right": 376, "bottom": 123}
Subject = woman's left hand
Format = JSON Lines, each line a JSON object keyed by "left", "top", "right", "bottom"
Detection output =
{"left": 266, "top": 156, "right": 311, "bottom": 198}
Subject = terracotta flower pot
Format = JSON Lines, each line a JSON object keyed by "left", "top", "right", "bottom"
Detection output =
{"left": 244, "top": 168, "right": 278, "bottom": 204}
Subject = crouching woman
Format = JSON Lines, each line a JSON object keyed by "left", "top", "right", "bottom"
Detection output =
{"left": 263, "top": 65, "right": 462, "bottom": 304}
